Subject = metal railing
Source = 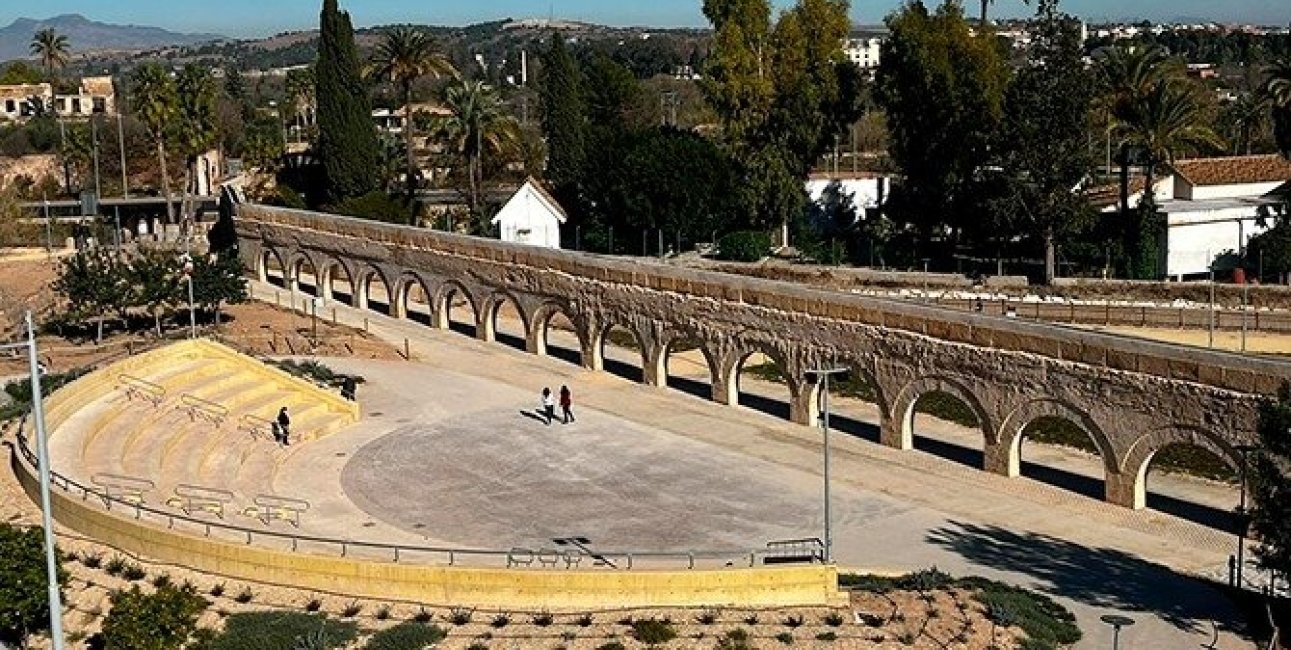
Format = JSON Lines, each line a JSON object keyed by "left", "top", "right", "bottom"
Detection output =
{"left": 13, "top": 422, "right": 785, "bottom": 571}
{"left": 239, "top": 413, "right": 275, "bottom": 441}
{"left": 118, "top": 374, "right": 166, "bottom": 407}
{"left": 178, "top": 394, "right": 229, "bottom": 427}
{"left": 90, "top": 473, "right": 156, "bottom": 505}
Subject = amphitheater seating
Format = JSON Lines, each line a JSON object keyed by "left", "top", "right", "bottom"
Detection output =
{"left": 44, "top": 339, "right": 360, "bottom": 522}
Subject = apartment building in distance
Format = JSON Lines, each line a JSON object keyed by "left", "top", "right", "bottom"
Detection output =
{"left": 0, "top": 76, "right": 116, "bottom": 122}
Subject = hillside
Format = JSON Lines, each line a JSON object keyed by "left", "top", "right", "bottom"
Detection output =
{"left": 0, "top": 14, "right": 223, "bottom": 62}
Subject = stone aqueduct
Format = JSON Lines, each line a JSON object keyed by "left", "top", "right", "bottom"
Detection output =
{"left": 237, "top": 205, "right": 1285, "bottom": 510}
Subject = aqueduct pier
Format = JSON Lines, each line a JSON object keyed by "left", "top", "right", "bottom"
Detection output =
{"left": 237, "top": 205, "right": 1283, "bottom": 510}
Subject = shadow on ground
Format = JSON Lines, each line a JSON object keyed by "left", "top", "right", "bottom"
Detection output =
{"left": 926, "top": 520, "right": 1246, "bottom": 635}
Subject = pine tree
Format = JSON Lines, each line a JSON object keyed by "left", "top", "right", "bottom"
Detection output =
{"left": 316, "top": 0, "right": 378, "bottom": 205}
{"left": 539, "top": 34, "right": 585, "bottom": 202}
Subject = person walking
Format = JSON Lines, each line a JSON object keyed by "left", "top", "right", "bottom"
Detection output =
{"left": 276, "top": 406, "right": 291, "bottom": 446}
{"left": 541, "top": 387, "right": 556, "bottom": 425}
{"left": 559, "top": 385, "right": 575, "bottom": 424}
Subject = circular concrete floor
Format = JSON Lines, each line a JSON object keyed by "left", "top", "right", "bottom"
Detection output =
{"left": 340, "top": 405, "right": 913, "bottom": 552}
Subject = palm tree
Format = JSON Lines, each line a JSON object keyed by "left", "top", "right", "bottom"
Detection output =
{"left": 174, "top": 65, "right": 219, "bottom": 237}
{"left": 1113, "top": 78, "right": 1225, "bottom": 200}
{"left": 131, "top": 63, "right": 179, "bottom": 224}
{"left": 370, "top": 27, "right": 456, "bottom": 199}
{"left": 284, "top": 67, "right": 316, "bottom": 142}
{"left": 1220, "top": 93, "right": 1269, "bottom": 155}
{"left": 30, "top": 28, "right": 70, "bottom": 81}
{"left": 1264, "top": 58, "right": 1291, "bottom": 158}
{"left": 429, "top": 79, "right": 521, "bottom": 224}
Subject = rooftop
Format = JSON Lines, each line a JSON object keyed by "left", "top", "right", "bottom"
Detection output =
{"left": 1169, "top": 154, "right": 1291, "bottom": 187}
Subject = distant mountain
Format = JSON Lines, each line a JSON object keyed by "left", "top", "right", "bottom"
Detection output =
{"left": 0, "top": 14, "right": 224, "bottom": 62}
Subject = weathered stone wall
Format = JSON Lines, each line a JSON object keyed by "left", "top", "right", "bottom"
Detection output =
{"left": 237, "top": 205, "right": 1276, "bottom": 509}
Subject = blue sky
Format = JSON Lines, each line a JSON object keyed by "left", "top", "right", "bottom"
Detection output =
{"left": 2, "top": 0, "right": 1288, "bottom": 38}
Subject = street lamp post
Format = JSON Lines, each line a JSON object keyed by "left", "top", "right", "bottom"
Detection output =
{"left": 807, "top": 366, "right": 848, "bottom": 564}
{"left": 1099, "top": 614, "right": 1134, "bottom": 650}
{"left": 3, "top": 313, "right": 66, "bottom": 650}
{"left": 1236, "top": 443, "right": 1259, "bottom": 588}
{"left": 182, "top": 255, "right": 197, "bottom": 339}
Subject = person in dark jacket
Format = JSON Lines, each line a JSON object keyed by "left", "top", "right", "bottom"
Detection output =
{"left": 559, "top": 385, "right": 575, "bottom": 423}
{"left": 276, "top": 407, "right": 291, "bottom": 445}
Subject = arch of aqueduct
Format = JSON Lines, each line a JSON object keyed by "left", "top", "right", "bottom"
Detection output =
{"left": 237, "top": 205, "right": 1284, "bottom": 510}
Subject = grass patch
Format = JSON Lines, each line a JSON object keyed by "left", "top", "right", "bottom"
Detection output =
{"left": 361, "top": 621, "right": 447, "bottom": 650}
{"left": 957, "top": 576, "right": 1081, "bottom": 650}
{"left": 630, "top": 618, "right": 677, "bottom": 645}
{"left": 269, "top": 359, "right": 364, "bottom": 388}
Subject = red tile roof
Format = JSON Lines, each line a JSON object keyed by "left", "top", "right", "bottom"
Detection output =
{"left": 1168, "top": 155, "right": 1291, "bottom": 187}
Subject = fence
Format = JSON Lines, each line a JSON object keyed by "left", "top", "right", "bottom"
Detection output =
{"left": 912, "top": 296, "right": 1291, "bottom": 334}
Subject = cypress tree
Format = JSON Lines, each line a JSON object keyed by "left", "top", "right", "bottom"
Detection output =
{"left": 538, "top": 33, "right": 585, "bottom": 200}
{"left": 316, "top": 0, "right": 378, "bottom": 205}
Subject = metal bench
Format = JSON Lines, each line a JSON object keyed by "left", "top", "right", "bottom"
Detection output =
{"left": 507, "top": 547, "right": 535, "bottom": 568}
{"left": 177, "top": 394, "right": 229, "bottom": 428}
{"left": 250, "top": 494, "right": 310, "bottom": 527}
{"left": 91, "top": 473, "right": 156, "bottom": 505}
{"left": 763, "top": 538, "right": 825, "bottom": 565}
{"left": 167, "top": 484, "right": 236, "bottom": 519}
{"left": 118, "top": 374, "right": 166, "bottom": 407}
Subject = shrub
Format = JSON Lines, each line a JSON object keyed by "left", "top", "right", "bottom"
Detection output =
{"left": 152, "top": 574, "right": 172, "bottom": 589}
{"left": 595, "top": 643, "right": 626, "bottom": 650}
{"left": 412, "top": 608, "right": 433, "bottom": 623}
{"left": 234, "top": 587, "right": 254, "bottom": 604}
{"left": 784, "top": 614, "right": 805, "bottom": 628}
{"left": 200, "top": 612, "right": 357, "bottom": 650}
{"left": 105, "top": 556, "right": 127, "bottom": 576}
{"left": 466, "top": 643, "right": 489, "bottom": 650}
{"left": 375, "top": 605, "right": 391, "bottom": 620}
{"left": 823, "top": 612, "right": 845, "bottom": 627}
{"left": 122, "top": 563, "right": 147, "bottom": 582}
{"left": 776, "top": 631, "right": 794, "bottom": 644}
{"left": 958, "top": 577, "right": 1080, "bottom": 650}
{"left": 209, "top": 583, "right": 225, "bottom": 598}
{"left": 630, "top": 618, "right": 677, "bottom": 645}
{"left": 489, "top": 613, "right": 510, "bottom": 628}
{"left": 361, "top": 621, "right": 448, "bottom": 650}
{"left": 696, "top": 610, "right": 718, "bottom": 625}
{"left": 334, "top": 191, "right": 413, "bottom": 225}
{"left": 532, "top": 611, "right": 554, "bottom": 627}
{"left": 899, "top": 567, "right": 953, "bottom": 592}
{"left": 449, "top": 607, "right": 474, "bottom": 626}
{"left": 715, "top": 231, "right": 771, "bottom": 262}
{"left": 82, "top": 553, "right": 103, "bottom": 569}
{"left": 0, "top": 524, "right": 69, "bottom": 646}
{"left": 304, "top": 598, "right": 323, "bottom": 613}
{"left": 742, "top": 614, "right": 759, "bottom": 626}
{"left": 341, "top": 601, "right": 362, "bottom": 618}
{"left": 718, "top": 628, "right": 753, "bottom": 650}
{"left": 575, "top": 613, "right": 594, "bottom": 627}
{"left": 815, "top": 631, "right": 838, "bottom": 642}
{"left": 100, "top": 584, "right": 208, "bottom": 650}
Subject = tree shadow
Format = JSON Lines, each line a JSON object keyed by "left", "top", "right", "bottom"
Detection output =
{"left": 926, "top": 520, "right": 1248, "bottom": 635}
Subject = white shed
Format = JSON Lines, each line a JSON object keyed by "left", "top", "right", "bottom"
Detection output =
{"left": 491, "top": 178, "right": 568, "bottom": 249}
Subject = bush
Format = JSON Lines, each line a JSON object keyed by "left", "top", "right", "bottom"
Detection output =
{"left": 101, "top": 584, "right": 208, "bottom": 650}
{"left": 304, "top": 598, "right": 322, "bottom": 613}
{"left": 784, "top": 614, "right": 804, "bottom": 628}
{"left": 0, "top": 524, "right": 69, "bottom": 646}
{"left": 575, "top": 613, "right": 594, "bottom": 627}
{"left": 531, "top": 611, "right": 554, "bottom": 627}
{"left": 361, "top": 621, "right": 447, "bottom": 650}
{"left": 715, "top": 231, "right": 771, "bottom": 262}
{"left": 815, "top": 631, "right": 838, "bottom": 642}
{"left": 900, "top": 567, "right": 953, "bottom": 592}
{"left": 838, "top": 573, "right": 900, "bottom": 593}
{"left": 272, "top": 185, "right": 309, "bottom": 210}
{"left": 449, "top": 608, "right": 474, "bottom": 626}
{"left": 340, "top": 601, "right": 361, "bottom": 618}
{"left": 696, "top": 610, "right": 718, "bottom": 625}
{"left": 412, "top": 608, "right": 433, "bottom": 623}
{"left": 333, "top": 191, "right": 413, "bottom": 225}
{"left": 121, "top": 563, "right": 147, "bottom": 582}
{"left": 957, "top": 577, "right": 1081, "bottom": 650}
{"left": 200, "top": 612, "right": 357, "bottom": 650}
{"left": 489, "top": 613, "right": 510, "bottom": 628}
{"left": 775, "top": 631, "right": 794, "bottom": 644}
{"left": 234, "top": 587, "right": 254, "bottom": 604}
{"left": 823, "top": 612, "right": 845, "bottom": 627}
{"left": 595, "top": 643, "right": 626, "bottom": 650}
{"left": 630, "top": 618, "right": 677, "bottom": 645}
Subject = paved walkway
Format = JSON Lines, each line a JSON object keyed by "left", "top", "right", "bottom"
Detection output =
{"left": 250, "top": 280, "right": 1257, "bottom": 650}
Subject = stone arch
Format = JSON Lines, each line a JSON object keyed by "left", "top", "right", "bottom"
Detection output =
{"left": 354, "top": 263, "right": 395, "bottom": 315}
{"left": 592, "top": 319, "right": 650, "bottom": 383}
{"left": 886, "top": 375, "right": 996, "bottom": 459}
{"left": 258, "top": 247, "right": 288, "bottom": 287}
{"left": 529, "top": 300, "right": 588, "bottom": 366}
{"left": 654, "top": 331, "right": 722, "bottom": 401}
{"left": 433, "top": 280, "right": 479, "bottom": 335}
{"left": 314, "top": 256, "right": 356, "bottom": 305}
{"left": 993, "top": 399, "right": 1115, "bottom": 479}
{"left": 394, "top": 272, "right": 434, "bottom": 324}
{"left": 288, "top": 250, "right": 321, "bottom": 296}
{"left": 1117, "top": 425, "right": 1242, "bottom": 510}
{"left": 721, "top": 343, "right": 808, "bottom": 424}
{"left": 480, "top": 290, "right": 530, "bottom": 348}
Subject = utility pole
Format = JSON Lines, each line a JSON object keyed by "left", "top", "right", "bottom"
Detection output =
{"left": 117, "top": 110, "right": 129, "bottom": 198}
{"left": 806, "top": 366, "right": 848, "bottom": 564}
{"left": 91, "top": 116, "right": 102, "bottom": 202}
{"left": 23, "top": 311, "right": 66, "bottom": 650}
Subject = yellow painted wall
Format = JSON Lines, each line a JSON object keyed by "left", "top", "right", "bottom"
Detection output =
{"left": 14, "top": 454, "right": 845, "bottom": 609}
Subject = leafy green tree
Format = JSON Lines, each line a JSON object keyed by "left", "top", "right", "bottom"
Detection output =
{"left": 539, "top": 33, "right": 586, "bottom": 202}
{"left": 1247, "top": 384, "right": 1291, "bottom": 583}
{"left": 174, "top": 65, "right": 220, "bottom": 232}
{"left": 0, "top": 524, "right": 67, "bottom": 648}
{"left": 242, "top": 114, "right": 286, "bottom": 172}
{"left": 130, "top": 250, "right": 183, "bottom": 335}
{"left": 371, "top": 27, "right": 456, "bottom": 199}
{"left": 876, "top": 0, "right": 1009, "bottom": 258}
{"left": 0, "top": 61, "right": 44, "bottom": 85}
{"left": 1265, "top": 58, "right": 1291, "bottom": 157}
{"left": 990, "top": 0, "right": 1095, "bottom": 284}
{"left": 224, "top": 67, "right": 247, "bottom": 105}
{"left": 208, "top": 190, "right": 240, "bottom": 256}
{"left": 101, "top": 584, "right": 208, "bottom": 650}
{"left": 430, "top": 79, "right": 520, "bottom": 221}
{"left": 316, "top": 0, "right": 379, "bottom": 205}
{"left": 1220, "top": 93, "right": 1271, "bottom": 155}
{"left": 190, "top": 254, "right": 248, "bottom": 326}
{"left": 700, "top": 0, "right": 774, "bottom": 146}
{"left": 54, "top": 249, "right": 131, "bottom": 343}
{"left": 131, "top": 63, "right": 179, "bottom": 224}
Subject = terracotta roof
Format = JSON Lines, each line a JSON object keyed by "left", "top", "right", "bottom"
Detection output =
{"left": 79, "top": 76, "right": 114, "bottom": 96}
{"left": 1087, "top": 176, "right": 1148, "bottom": 209}
{"left": 1168, "top": 155, "right": 1291, "bottom": 187}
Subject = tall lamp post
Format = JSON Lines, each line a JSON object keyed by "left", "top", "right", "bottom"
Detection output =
{"left": 1235, "top": 443, "right": 1259, "bottom": 588}
{"left": 3, "top": 313, "right": 66, "bottom": 649}
{"left": 181, "top": 255, "right": 197, "bottom": 339}
{"left": 806, "top": 366, "right": 848, "bottom": 564}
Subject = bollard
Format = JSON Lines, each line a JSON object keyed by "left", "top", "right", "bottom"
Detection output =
{"left": 332, "top": 308, "right": 337, "bottom": 325}
{"left": 275, "top": 291, "right": 281, "bottom": 308}
{"left": 364, "top": 318, "right": 369, "bottom": 333}
{"left": 404, "top": 338, "right": 410, "bottom": 360}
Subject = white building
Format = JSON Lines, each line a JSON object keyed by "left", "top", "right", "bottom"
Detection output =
{"left": 843, "top": 37, "right": 883, "bottom": 71}
{"left": 491, "top": 178, "right": 567, "bottom": 249}
{"left": 806, "top": 172, "right": 891, "bottom": 213}
{"left": 0, "top": 76, "right": 115, "bottom": 122}
{"left": 1097, "top": 155, "right": 1291, "bottom": 279}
